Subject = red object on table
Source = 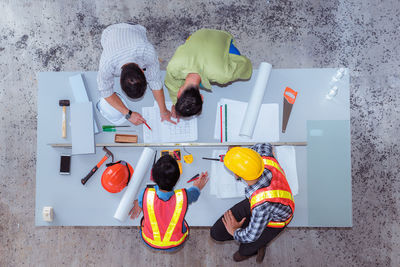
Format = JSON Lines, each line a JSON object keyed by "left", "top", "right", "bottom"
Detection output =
{"left": 144, "top": 121, "right": 152, "bottom": 131}
{"left": 187, "top": 174, "right": 200, "bottom": 183}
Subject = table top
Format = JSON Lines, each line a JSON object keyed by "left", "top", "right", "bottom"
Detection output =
{"left": 36, "top": 68, "right": 351, "bottom": 227}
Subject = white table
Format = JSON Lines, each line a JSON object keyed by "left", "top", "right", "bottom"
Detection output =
{"left": 36, "top": 69, "right": 351, "bottom": 227}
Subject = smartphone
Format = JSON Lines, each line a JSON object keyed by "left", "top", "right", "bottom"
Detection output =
{"left": 60, "top": 155, "right": 71, "bottom": 175}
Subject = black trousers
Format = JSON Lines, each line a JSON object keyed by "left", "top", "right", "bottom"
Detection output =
{"left": 210, "top": 199, "right": 286, "bottom": 256}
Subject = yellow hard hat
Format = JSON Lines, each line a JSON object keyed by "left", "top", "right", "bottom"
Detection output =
{"left": 223, "top": 147, "right": 264, "bottom": 180}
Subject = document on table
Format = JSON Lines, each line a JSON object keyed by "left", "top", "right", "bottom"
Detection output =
{"left": 142, "top": 102, "right": 198, "bottom": 143}
{"left": 275, "top": 146, "right": 299, "bottom": 195}
{"left": 69, "top": 74, "right": 100, "bottom": 134}
{"left": 213, "top": 98, "right": 279, "bottom": 142}
{"left": 210, "top": 150, "right": 246, "bottom": 198}
{"left": 71, "top": 102, "right": 95, "bottom": 155}
{"left": 209, "top": 147, "right": 299, "bottom": 198}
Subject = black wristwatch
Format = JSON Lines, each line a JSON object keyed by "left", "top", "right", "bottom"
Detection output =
{"left": 125, "top": 110, "right": 133, "bottom": 119}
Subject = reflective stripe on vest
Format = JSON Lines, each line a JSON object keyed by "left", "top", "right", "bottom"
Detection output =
{"left": 250, "top": 157, "right": 295, "bottom": 228}
{"left": 250, "top": 189, "right": 294, "bottom": 210}
{"left": 267, "top": 216, "right": 293, "bottom": 228}
{"left": 263, "top": 158, "right": 285, "bottom": 176}
{"left": 142, "top": 189, "right": 188, "bottom": 247}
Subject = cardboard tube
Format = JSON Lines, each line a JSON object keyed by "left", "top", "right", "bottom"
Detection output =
{"left": 239, "top": 62, "right": 272, "bottom": 138}
{"left": 113, "top": 147, "right": 155, "bottom": 222}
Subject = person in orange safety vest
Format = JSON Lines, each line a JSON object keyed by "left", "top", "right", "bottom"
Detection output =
{"left": 129, "top": 154, "right": 209, "bottom": 251}
{"left": 210, "top": 143, "right": 294, "bottom": 263}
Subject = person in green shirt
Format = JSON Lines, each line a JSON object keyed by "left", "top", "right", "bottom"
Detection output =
{"left": 165, "top": 29, "right": 253, "bottom": 119}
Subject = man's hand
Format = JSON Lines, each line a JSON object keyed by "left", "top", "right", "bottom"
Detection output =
{"left": 129, "top": 200, "right": 142, "bottom": 220}
{"left": 171, "top": 105, "right": 180, "bottom": 123}
{"left": 222, "top": 210, "right": 246, "bottom": 236}
{"left": 193, "top": 172, "right": 209, "bottom": 190}
{"left": 160, "top": 109, "right": 177, "bottom": 125}
{"left": 128, "top": 112, "right": 146, "bottom": 125}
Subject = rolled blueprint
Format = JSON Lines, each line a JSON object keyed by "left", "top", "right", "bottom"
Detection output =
{"left": 114, "top": 147, "right": 155, "bottom": 222}
{"left": 239, "top": 62, "right": 272, "bottom": 138}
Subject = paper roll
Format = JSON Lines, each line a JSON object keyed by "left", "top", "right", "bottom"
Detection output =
{"left": 113, "top": 147, "right": 155, "bottom": 222}
{"left": 239, "top": 62, "right": 272, "bottom": 138}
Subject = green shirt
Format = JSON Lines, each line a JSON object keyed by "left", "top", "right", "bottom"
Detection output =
{"left": 165, "top": 29, "right": 253, "bottom": 104}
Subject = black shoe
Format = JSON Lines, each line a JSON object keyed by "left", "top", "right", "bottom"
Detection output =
{"left": 256, "top": 246, "right": 266, "bottom": 263}
{"left": 233, "top": 251, "right": 253, "bottom": 262}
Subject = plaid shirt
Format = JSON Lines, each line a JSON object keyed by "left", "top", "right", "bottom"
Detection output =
{"left": 233, "top": 143, "right": 293, "bottom": 243}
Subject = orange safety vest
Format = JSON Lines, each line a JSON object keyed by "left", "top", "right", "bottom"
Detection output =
{"left": 141, "top": 187, "right": 189, "bottom": 250}
{"left": 249, "top": 156, "right": 295, "bottom": 228}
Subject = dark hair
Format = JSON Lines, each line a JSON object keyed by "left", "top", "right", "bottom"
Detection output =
{"left": 175, "top": 86, "right": 203, "bottom": 117}
{"left": 120, "top": 63, "right": 147, "bottom": 99}
{"left": 152, "top": 154, "right": 180, "bottom": 191}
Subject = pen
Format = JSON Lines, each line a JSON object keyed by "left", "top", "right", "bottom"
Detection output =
{"left": 187, "top": 173, "right": 200, "bottom": 183}
{"left": 144, "top": 121, "right": 152, "bottom": 131}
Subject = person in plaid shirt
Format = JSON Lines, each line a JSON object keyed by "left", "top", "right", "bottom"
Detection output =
{"left": 210, "top": 143, "right": 294, "bottom": 263}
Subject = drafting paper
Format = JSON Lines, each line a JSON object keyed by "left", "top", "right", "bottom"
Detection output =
{"left": 239, "top": 62, "right": 272, "bottom": 138}
{"left": 114, "top": 148, "right": 155, "bottom": 222}
{"left": 142, "top": 102, "right": 197, "bottom": 142}
{"left": 210, "top": 150, "right": 246, "bottom": 199}
{"left": 71, "top": 102, "right": 95, "bottom": 155}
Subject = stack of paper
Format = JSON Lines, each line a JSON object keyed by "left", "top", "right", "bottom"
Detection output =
{"left": 142, "top": 102, "right": 198, "bottom": 143}
{"left": 214, "top": 98, "right": 279, "bottom": 142}
{"left": 209, "top": 146, "right": 299, "bottom": 199}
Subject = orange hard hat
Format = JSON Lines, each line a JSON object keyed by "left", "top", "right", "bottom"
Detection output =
{"left": 101, "top": 161, "right": 134, "bottom": 193}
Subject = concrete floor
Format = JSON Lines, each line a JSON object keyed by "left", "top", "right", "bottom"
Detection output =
{"left": 0, "top": 0, "right": 399, "bottom": 266}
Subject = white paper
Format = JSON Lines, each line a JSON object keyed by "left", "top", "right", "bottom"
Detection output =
{"left": 114, "top": 148, "right": 156, "bottom": 222}
{"left": 209, "top": 147, "right": 298, "bottom": 198}
{"left": 275, "top": 146, "right": 299, "bottom": 195}
{"left": 210, "top": 150, "right": 246, "bottom": 199}
{"left": 69, "top": 74, "right": 99, "bottom": 134}
{"left": 214, "top": 98, "right": 279, "bottom": 142}
{"left": 240, "top": 62, "right": 272, "bottom": 138}
{"left": 142, "top": 102, "right": 197, "bottom": 142}
{"left": 71, "top": 102, "right": 95, "bottom": 155}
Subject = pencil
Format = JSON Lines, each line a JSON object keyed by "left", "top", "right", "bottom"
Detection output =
{"left": 144, "top": 121, "right": 152, "bottom": 131}
{"left": 220, "top": 105, "right": 223, "bottom": 143}
{"left": 225, "top": 104, "right": 227, "bottom": 142}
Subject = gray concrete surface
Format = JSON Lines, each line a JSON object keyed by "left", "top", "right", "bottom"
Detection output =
{"left": 0, "top": 0, "right": 399, "bottom": 266}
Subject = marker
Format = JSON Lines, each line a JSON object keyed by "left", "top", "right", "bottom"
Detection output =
{"left": 144, "top": 121, "right": 152, "bottom": 131}
{"left": 102, "top": 125, "right": 130, "bottom": 130}
{"left": 187, "top": 174, "right": 200, "bottom": 183}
